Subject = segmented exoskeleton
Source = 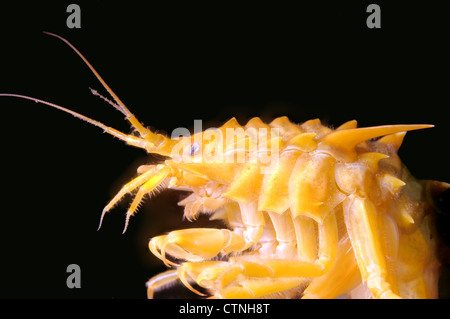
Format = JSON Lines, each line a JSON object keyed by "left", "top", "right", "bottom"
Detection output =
{"left": 1, "top": 33, "right": 447, "bottom": 299}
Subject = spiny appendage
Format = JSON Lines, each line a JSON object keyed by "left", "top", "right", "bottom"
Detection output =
{"left": 98, "top": 165, "right": 170, "bottom": 233}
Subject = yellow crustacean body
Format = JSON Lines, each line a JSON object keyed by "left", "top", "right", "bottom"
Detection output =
{"left": 143, "top": 117, "right": 445, "bottom": 299}
{"left": 1, "top": 33, "right": 447, "bottom": 299}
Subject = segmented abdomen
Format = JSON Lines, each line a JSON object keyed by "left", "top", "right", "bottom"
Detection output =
{"left": 206, "top": 116, "right": 439, "bottom": 298}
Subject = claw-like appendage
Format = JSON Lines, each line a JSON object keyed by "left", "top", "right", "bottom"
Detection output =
{"left": 149, "top": 236, "right": 179, "bottom": 267}
{"left": 149, "top": 228, "right": 248, "bottom": 267}
{"left": 178, "top": 264, "right": 207, "bottom": 297}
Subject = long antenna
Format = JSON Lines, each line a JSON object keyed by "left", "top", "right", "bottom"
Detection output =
{"left": 42, "top": 31, "right": 152, "bottom": 139}
{"left": 0, "top": 93, "right": 150, "bottom": 151}
{"left": 42, "top": 32, "right": 131, "bottom": 118}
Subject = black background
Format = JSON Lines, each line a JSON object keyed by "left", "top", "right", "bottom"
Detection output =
{"left": 0, "top": 2, "right": 449, "bottom": 299}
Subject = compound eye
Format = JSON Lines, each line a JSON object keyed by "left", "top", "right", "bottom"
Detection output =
{"left": 188, "top": 142, "right": 200, "bottom": 156}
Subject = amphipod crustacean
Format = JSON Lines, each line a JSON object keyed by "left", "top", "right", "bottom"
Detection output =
{"left": 1, "top": 33, "right": 448, "bottom": 299}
